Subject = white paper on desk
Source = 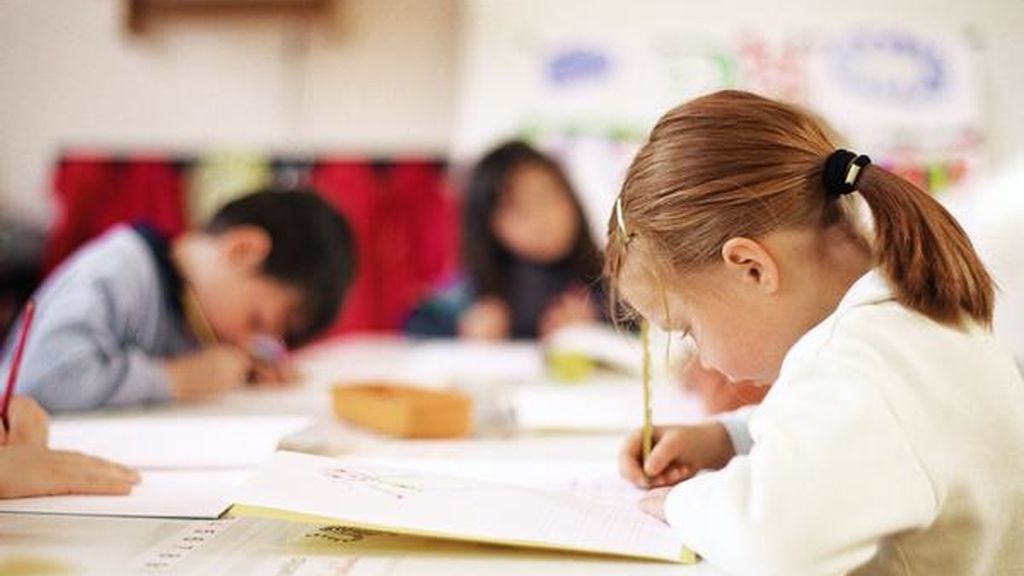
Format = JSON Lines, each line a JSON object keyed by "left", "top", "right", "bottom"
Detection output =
{"left": 337, "top": 456, "right": 645, "bottom": 503}
{"left": 231, "top": 451, "right": 692, "bottom": 563}
{"left": 399, "top": 341, "right": 545, "bottom": 386}
{"left": 49, "top": 415, "right": 310, "bottom": 469}
{"left": 513, "top": 379, "right": 706, "bottom": 432}
{"left": 0, "top": 469, "right": 246, "bottom": 518}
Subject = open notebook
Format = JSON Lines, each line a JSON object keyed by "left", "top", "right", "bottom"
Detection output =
{"left": 229, "top": 451, "right": 698, "bottom": 564}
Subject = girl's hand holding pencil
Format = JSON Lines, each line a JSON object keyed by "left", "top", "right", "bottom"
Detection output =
{"left": 620, "top": 422, "right": 736, "bottom": 491}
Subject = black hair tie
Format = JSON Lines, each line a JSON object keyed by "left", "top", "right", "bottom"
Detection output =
{"left": 823, "top": 149, "right": 871, "bottom": 197}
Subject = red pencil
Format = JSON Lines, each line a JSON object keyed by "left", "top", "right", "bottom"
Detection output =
{"left": 1, "top": 300, "right": 36, "bottom": 433}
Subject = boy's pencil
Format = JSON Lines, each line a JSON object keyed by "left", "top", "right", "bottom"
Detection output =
{"left": 641, "top": 320, "right": 653, "bottom": 471}
{"left": 182, "top": 283, "right": 218, "bottom": 345}
{"left": 248, "top": 333, "right": 288, "bottom": 364}
{"left": 2, "top": 300, "right": 36, "bottom": 432}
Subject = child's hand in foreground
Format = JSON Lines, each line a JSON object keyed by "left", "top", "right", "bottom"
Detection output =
{"left": 0, "top": 395, "right": 49, "bottom": 447}
{"left": 0, "top": 395, "right": 140, "bottom": 499}
{"left": 0, "top": 447, "right": 140, "bottom": 499}
{"left": 619, "top": 423, "right": 736, "bottom": 488}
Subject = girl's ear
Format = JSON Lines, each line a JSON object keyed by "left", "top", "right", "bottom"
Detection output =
{"left": 720, "top": 237, "right": 780, "bottom": 294}
{"left": 220, "top": 225, "right": 272, "bottom": 271}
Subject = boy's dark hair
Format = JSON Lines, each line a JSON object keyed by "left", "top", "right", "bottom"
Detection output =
{"left": 463, "top": 140, "right": 602, "bottom": 298}
{"left": 206, "top": 188, "right": 356, "bottom": 345}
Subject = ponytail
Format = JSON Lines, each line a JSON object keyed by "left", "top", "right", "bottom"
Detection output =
{"left": 855, "top": 165, "right": 995, "bottom": 327}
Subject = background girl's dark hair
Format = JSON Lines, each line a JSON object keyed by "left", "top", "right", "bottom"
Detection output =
{"left": 206, "top": 187, "right": 357, "bottom": 345}
{"left": 463, "top": 140, "right": 602, "bottom": 298}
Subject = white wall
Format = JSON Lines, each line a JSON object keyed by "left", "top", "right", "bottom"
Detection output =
{"left": 0, "top": 0, "right": 459, "bottom": 225}
{"left": 454, "top": 0, "right": 1024, "bottom": 170}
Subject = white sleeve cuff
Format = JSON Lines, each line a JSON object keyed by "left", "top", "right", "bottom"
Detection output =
{"left": 715, "top": 405, "right": 757, "bottom": 455}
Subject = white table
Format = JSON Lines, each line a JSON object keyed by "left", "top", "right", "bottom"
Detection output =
{"left": 0, "top": 336, "right": 726, "bottom": 575}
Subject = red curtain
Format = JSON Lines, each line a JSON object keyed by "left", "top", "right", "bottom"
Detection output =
{"left": 312, "top": 160, "right": 458, "bottom": 335}
{"left": 44, "top": 156, "right": 186, "bottom": 274}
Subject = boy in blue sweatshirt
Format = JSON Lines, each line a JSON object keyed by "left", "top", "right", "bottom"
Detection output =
{"left": 0, "top": 188, "right": 356, "bottom": 412}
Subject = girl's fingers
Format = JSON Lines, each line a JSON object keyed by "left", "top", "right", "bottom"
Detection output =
{"left": 644, "top": 433, "right": 680, "bottom": 476}
{"left": 650, "top": 463, "right": 694, "bottom": 487}
{"left": 618, "top": 429, "right": 649, "bottom": 487}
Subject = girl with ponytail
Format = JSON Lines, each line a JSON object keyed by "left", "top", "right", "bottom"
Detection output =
{"left": 609, "top": 90, "right": 1024, "bottom": 575}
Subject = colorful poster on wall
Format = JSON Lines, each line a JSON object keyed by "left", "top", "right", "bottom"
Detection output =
{"left": 454, "top": 22, "right": 985, "bottom": 243}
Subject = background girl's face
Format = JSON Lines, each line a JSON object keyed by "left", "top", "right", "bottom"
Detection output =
{"left": 491, "top": 162, "right": 580, "bottom": 263}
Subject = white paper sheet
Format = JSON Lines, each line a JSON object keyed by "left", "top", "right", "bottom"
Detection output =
{"left": 232, "top": 451, "right": 691, "bottom": 563}
{"left": 513, "top": 379, "right": 706, "bottom": 431}
{"left": 398, "top": 341, "right": 546, "bottom": 386}
{"left": 48, "top": 415, "right": 310, "bottom": 469}
{"left": 335, "top": 456, "right": 645, "bottom": 503}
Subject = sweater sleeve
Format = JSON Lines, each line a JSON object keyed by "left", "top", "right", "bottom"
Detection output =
{"left": 715, "top": 405, "right": 757, "bottom": 456}
{"left": 662, "top": 356, "right": 939, "bottom": 576}
{"left": 6, "top": 241, "right": 174, "bottom": 412}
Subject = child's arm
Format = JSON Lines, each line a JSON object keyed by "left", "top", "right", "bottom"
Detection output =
{"left": 4, "top": 250, "right": 181, "bottom": 412}
{"left": 8, "top": 293, "right": 171, "bottom": 412}
{"left": 656, "top": 361, "right": 939, "bottom": 575}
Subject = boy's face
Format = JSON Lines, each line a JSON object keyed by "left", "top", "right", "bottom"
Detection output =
{"left": 191, "top": 227, "right": 304, "bottom": 348}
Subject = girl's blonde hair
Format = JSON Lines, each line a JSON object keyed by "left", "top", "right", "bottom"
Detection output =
{"left": 606, "top": 90, "right": 994, "bottom": 328}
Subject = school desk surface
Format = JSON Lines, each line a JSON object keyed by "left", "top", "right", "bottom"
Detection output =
{"left": 0, "top": 336, "right": 724, "bottom": 576}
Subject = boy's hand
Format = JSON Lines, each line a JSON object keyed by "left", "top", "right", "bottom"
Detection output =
{"left": 249, "top": 359, "right": 299, "bottom": 388}
{"left": 619, "top": 423, "right": 736, "bottom": 488}
{"left": 166, "top": 345, "right": 252, "bottom": 401}
{"left": 538, "top": 289, "right": 597, "bottom": 338}
{"left": 0, "top": 395, "right": 49, "bottom": 447}
{"left": 0, "top": 446, "right": 140, "bottom": 499}
{"left": 459, "top": 297, "right": 511, "bottom": 341}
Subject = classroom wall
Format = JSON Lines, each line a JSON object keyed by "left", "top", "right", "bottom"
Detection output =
{"left": 0, "top": 0, "right": 459, "bottom": 225}
{"left": 454, "top": 0, "right": 1024, "bottom": 172}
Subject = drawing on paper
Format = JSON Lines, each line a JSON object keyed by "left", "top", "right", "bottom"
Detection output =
{"left": 322, "top": 468, "right": 423, "bottom": 500}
